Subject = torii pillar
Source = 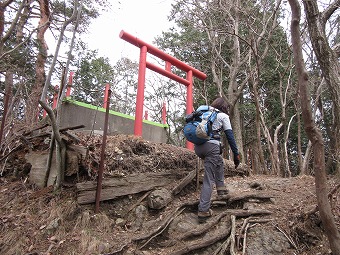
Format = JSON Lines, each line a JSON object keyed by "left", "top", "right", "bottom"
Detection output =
{"left": 119, "top": 30, "right": 207, "bottom": 150}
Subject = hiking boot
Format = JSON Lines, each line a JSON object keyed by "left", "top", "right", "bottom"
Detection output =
{"left": 197, "top": 209, "right": 213, "bottom": 223}
{"left": 217, "top": 187, "right": 229, "bottom": 196}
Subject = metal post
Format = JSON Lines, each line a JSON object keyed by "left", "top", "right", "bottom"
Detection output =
{"left": 95, "top": 88, "right": 111, "bottom": 213}
{"left": 52, "top": 85, "right": 59, "bottom": 109}
{"left": 66, "top": 71, "right": 74, "bottom": 97}
{"left": 186, "top": 70, "right": 194, "bottom": 150}
{"left": 135, "top": 45, "right": 147, "bottom": 136}
{"left": 103, "top": 83, "right": 110, "bottom": 109}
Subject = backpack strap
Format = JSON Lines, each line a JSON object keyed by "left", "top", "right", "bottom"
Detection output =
{"left": 210, "top": 110, "right": 223, "bottom": 139}
{"left": 196, "top": 105, "right": 210, "bottom": 112}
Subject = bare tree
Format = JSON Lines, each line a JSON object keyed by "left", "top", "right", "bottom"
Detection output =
{"left": 288, "top": 0, "right": 340, "bottom": 252}
{"left": 203, "top": 0, "right": 249, "bottom": 161}
{"left": 241, "top": 0, "right": 292, "bottom": 176}
{"left": 0, "top": 0, "right": 33, "bottom": 150}
{"left": 39, "top": 0, "right": 83, "bottom": 190}
{"left": 302, "top": 0, "right": 340, "bottom": 176}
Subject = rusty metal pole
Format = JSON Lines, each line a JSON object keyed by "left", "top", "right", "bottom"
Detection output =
{"left": 66, "top": 71, "right": 74, "bottom": 97}
{"left": 95, "top": 88, "right": 111, "bottom": 213}
{"left": 103, "top": 83, "right": 110, "bottom": 109}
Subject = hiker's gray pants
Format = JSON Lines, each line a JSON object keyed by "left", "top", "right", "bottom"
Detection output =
{"left": 195, "top": 141, "right": 224, "bottom": 212}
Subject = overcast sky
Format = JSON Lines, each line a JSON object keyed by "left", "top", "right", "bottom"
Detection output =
{"left": 83, "top": 0, "right": 174, "bottom": 64}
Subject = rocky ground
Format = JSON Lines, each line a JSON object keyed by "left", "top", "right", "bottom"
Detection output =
{"left": 0, "top": 131, "right": 339, "bottom": 255}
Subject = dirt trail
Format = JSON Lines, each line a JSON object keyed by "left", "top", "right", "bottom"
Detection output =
{"left": 0, "top": 133, "right": 338, "bottom": 255}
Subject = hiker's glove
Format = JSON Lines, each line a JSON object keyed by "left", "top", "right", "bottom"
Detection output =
{"left": 234, "top": 154, "right": 240, "bottom": 169}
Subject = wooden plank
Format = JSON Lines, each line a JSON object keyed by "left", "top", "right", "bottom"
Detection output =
{"left": 76, "top": 172, "right": 177, "bottom": 204}
{"left": 67, "top": 144, "right": 88, "bottom": 160}
{"left": 25, "top": 151, "right": 57, "bottom": 188}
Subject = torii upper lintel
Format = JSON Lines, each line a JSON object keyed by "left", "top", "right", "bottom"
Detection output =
{"left": 119, "top": 30, "right": 207, "bottom": 150}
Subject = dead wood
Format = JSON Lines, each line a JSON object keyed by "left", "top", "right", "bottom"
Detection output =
{"left": 18, "top": 135, "right": 34, "bottom": 149}
{"left": 172, "top": 169, "right": 196, "bottom": 195}
{"left": 59, "top": 124, "right": 85, "bottom": 132}
{"left": 26, "top": 132, "right": 52, "bottom": 140}
{"left": 62, "top": 130, "right": 82, "bottom": 143}
{"left": 274, "top": 224, "right": 298, "bottom": 249}
{"left": 124, "top": 190, "right": 153, "bottom": 217}
{"left": 22, "top": 123, "right": 49, "bottom": 136}
{"left": 76, "top": 172, "right": 178, "bottom": 204}
{"left": 0, "top": 144, "right": 22, "bottom": 162}
{"left": 25, "top": 125, "right": 85, "bottom": 141}
{"left": 67, "top": 144, "right": 88, "bottom": 160}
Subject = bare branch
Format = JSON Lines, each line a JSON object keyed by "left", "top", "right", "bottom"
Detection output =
{"left": 1, "top": 0, "right": 26, "bottom": 42}
{"left": 321, "top": 0, "right": 340, "bottom": 24}
{"left": 0, "top": 26, "right": 36, "bottom": 59}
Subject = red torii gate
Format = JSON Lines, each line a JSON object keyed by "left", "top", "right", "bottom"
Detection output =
{"left": 119, "top": 30, "right": 207, "bottom": 150}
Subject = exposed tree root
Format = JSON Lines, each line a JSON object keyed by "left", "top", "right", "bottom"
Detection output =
{"left": 230, "top": 215, "right": 237, "bottom": 255}
{"left": 213, "top": 236, "right": 231, "bottom": 255}
{"left": 169, "top": 215, "right": 231, "bottom": 255}
{"left": 138, "top": 208, "right": 186, "bottom": 249}
{"left": 227, "top": 191, "right": 275, "bottom": 203}
{"left": 274, "top": 223, "right": 298, "bottom": 249}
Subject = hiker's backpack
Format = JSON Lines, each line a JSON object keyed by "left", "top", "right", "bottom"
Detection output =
{"left": 183, "top": 105, "right": 218, "bottom": 145}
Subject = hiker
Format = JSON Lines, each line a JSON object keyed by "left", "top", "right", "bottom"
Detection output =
{"left": 195, "top": 96, "right": 240, "bottom": 222}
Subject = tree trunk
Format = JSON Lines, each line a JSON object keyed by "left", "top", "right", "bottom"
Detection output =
{"left": 27, "top": 0, "right": 50, "bottom": 124}
{"left": 303, "top": 0, "right": 340, "bottom": 176}
{"left": 246, "top": 0, "right": 285, "bottom": 176}
{"left": 283, "top": 114, "right": 296, "bottom": 177}
{"left": 230, "top": 99, "right": 244, "bottom": 161}
{"left": 273, "top": 123, "right": 283, "bottom": 176}
{"left": 295, "top": 101, "right": 304, "bottom": 174}
{"left": 288, "top": 0, "right": 340, "bottom": 253}
{"left": 228, "top": 0, "right": 245, "bottom": 161}
{"left": 252, "top": 83, "right": 267, "bottom": 175}
{"left": 0, "top": 71, "right": 12, "bottom": 151}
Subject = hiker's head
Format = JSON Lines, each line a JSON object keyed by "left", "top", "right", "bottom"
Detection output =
{"left": 211, "top": 97, "right": 230, "bottom": 114}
